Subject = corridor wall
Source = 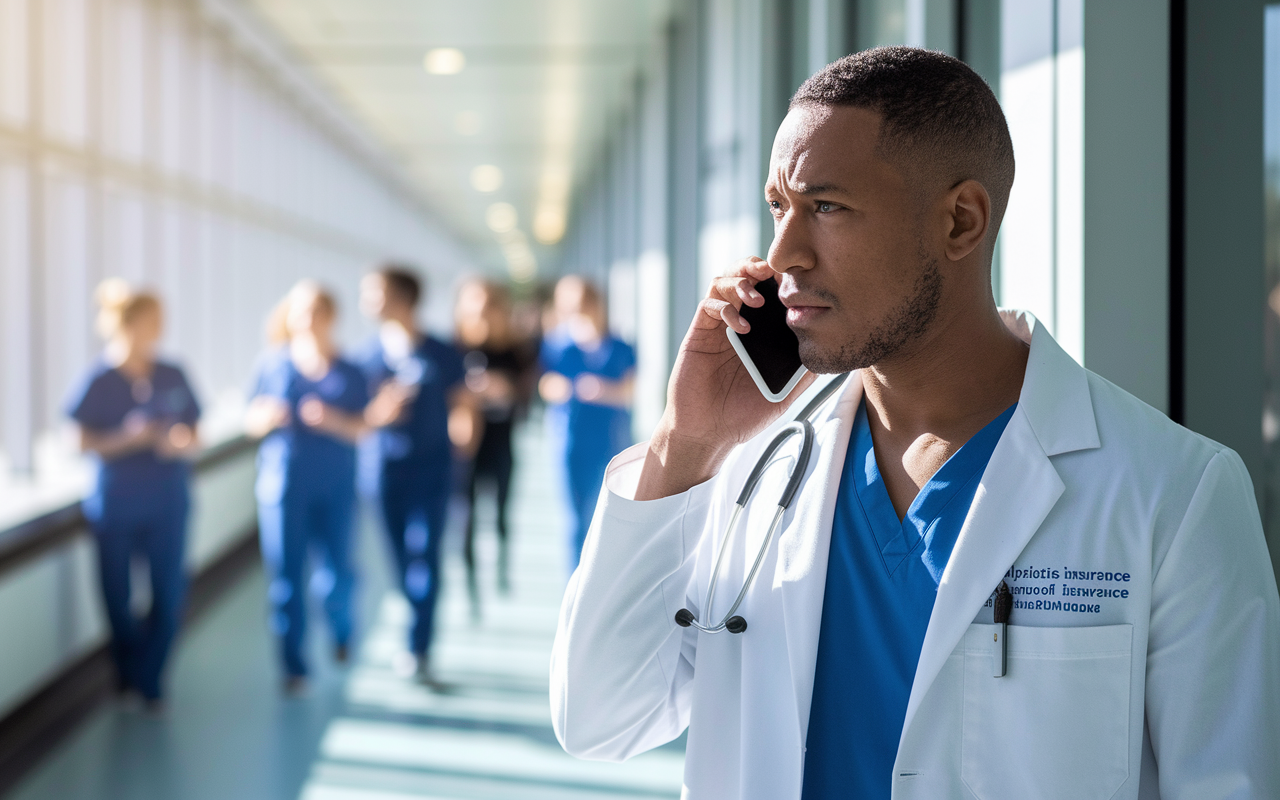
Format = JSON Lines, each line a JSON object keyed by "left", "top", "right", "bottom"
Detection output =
{"left": 0, "top": 0, "right": 474, "bottom": 481}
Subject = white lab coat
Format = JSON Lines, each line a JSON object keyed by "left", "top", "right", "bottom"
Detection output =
{"left": 551, "top": 311, "right": 1280, "bottom": 799}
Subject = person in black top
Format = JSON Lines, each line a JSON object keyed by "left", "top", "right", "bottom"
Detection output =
{"left": 455, "top": 278, "right": 535, "bottom": 612}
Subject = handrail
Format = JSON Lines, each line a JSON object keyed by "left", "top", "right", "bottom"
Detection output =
{"left": 0, "top": 436, "right": 257, "bottom": 579}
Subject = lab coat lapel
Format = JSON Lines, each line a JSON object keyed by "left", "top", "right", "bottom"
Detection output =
{"left": 777, "top": 374, "right": 864, "bottom": 740}
{"left": 899, "top": 409, "right": 1064, "bottom": 741}
{"left": 899, "top": 313, "right": 1099, "bottom": 748}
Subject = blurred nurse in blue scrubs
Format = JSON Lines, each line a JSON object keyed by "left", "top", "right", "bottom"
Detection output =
{"left": 66, "top": 279, "right": 202, "bottom": 712}
{"left": 245, "top": 281, "right": 369, "bottom": 692}
{"left": 539, "top": 276, "right": 635, "bottom": 574}
{"left": 357, "top": 265, "right": 475, "bottom": 686}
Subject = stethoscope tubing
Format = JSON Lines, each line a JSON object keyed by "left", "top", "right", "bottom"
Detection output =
{"left": 676, "top": 374, "right": 848, "bottom": 635}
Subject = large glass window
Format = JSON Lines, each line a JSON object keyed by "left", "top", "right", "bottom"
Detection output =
{"left": 0, "top": 0, "right": 462, "bottom": 499}
{"left": 1261, "top": 5, "right": 1280, "bottom": 547}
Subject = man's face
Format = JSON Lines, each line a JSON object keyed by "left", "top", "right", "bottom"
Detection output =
{"left": 360, "top": 274, "right": 390, "bottom": 321}
{"left": 765, "top": 104, "right": 941, "bottom": 373}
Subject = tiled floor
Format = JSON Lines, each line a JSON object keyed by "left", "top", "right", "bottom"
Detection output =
{"left": 6, "top": 426, "right": 684, "bottom": 800}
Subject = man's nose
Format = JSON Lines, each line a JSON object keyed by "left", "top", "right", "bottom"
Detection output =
{"left": 766, "top": 211, "right": 817, "bottom": 274}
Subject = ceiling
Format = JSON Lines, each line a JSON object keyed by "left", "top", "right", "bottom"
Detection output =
{"left": 243, "top": 0, "right": 674, "bottom": 279}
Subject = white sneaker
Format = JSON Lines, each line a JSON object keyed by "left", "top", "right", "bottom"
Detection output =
{"left": 391, "top": 651, "right": 419, "bottom": 678}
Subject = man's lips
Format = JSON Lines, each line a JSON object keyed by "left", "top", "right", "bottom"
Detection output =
{"left": 785, "top": 306, "right": 828, "bottom": 326}
{"left": 778, "top": 291, "right": 830, "bottom": 325}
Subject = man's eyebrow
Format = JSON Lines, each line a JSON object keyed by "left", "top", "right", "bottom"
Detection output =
{"left": 769, "top": 181, "right": 849, "bottom": 196}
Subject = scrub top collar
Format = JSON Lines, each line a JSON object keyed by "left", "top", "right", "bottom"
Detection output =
{"left": 851, "top": 400, "right": 1019, "bottom": 584}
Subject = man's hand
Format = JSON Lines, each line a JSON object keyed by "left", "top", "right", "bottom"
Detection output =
{"left": 155, "top": 423, "right": 200, "bottom": 460}
{"left": 539, "top": 372, "right": 573, "bottom": 404}
{"left": 365, "top": 381, "right": 414, "bottom": 428}
{"left": 245, "top": 396, "right": 292, "bottom": 438}
{"left": 635, "top": 257, "right": 814, "bottom": 501}
{"left": 80, "top": 412, "right": 165, "bottom": 459}
{"left": 299, "top": 395, "right": 366, "bottom": 443}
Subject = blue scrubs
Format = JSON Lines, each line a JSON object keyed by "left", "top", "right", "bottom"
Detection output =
{"left": 65, "top": 359, "right": 201, "bottom": 701}
{"left": 250, "top": 350, "right": 369, "bottom": 677}
{"left": 356, "top": 335, "right": 466, "bottom": 657}
{"left": 540, "top": 330, "right": 635, "bottom": 572}
{"left": 801, "top": 401, "right": 1016, "bottom": 799}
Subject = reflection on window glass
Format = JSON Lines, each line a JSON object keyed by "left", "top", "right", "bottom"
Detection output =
{"left": 1263, "top": 5, "right": 1280, "bottom": 541}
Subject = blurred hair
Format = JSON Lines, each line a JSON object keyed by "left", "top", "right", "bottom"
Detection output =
{"left": 791, "top": 46, "right": 1016, "bottom": 233}
{"left": 95, "top": 278, "right": 161, "bottom": 340}
{"left": 373, "top": 263, "right": 423, "bottom": 309}
{"left": 267, "top": 280, "right": 336, "bottom": 345}
{"left": 552, "top": 275, "right": 607, "bottom": 335}
{"left": 554, "top": 275, "right": 602, "bottom": 312}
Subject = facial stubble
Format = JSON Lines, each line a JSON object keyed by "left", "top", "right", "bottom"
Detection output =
{"left": 797, "top": 248, "right": 944, "bottom": 374}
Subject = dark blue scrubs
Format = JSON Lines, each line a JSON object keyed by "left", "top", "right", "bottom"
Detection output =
{"left": 801, "top": 401, "right": 1016, "bottom": 799}
{"left": 540, "top": 329, "right": 635, "bottom": 572}
{"left": 65, "top": 359, "right": 201, "bottom": 700}
{"left": 250, "top": 349, "right": 369, "bottom": 677}
{"left": 356, "top": 335, "right": 465, "bottom": 657}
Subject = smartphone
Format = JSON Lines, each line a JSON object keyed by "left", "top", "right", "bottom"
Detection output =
{"left": 725, "top": 277, "right": 807, "bottom": 403}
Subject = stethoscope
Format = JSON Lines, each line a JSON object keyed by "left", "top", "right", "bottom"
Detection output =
{"left": 674, "top": 374, "right": 849, "bottom": 635}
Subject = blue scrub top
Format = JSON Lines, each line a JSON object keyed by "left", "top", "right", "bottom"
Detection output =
{"left": 65, "top": 359, "right": 201, "bottom": 502}
{"left": 540, "top": 329, "right": 635, "bottom": 460}
{"left": 354, "top": 334, "right": 465, "bottom": 478}
{"left": 249, "top": 349, "right": 370, "bottom": 503}
{"left": 801, "top": 400, "right": 1016, "bottom": 799}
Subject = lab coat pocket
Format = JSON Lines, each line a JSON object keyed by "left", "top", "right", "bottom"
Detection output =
{"left": 961, "top": 623, "right": 1132, "bottom": 800}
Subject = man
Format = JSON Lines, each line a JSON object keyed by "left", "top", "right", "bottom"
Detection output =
{"left": 551, "top": 47, "right": 1280, "bottom": 798}
{"left": 358, "top": 265, "right": 474, "bottom": 685}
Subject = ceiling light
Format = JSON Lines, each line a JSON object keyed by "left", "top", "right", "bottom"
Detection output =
{"left": 470, "top": 165, "right": 503, "bottom": 193}
{"left": 423, "top": 48, "right": 465, "bottom": 75}
{"left": 485, "top": 202, "right": 518, "bottom": 234}
{"left": 455, "top": 111, "right": 481, "bottom": 136}
{"left": 533, "top": 206, "right": 566, "bottom": 245}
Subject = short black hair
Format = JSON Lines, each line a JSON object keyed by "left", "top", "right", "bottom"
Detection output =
{"left": 374, "top": 263, "right": 423, "bottom": 308}
{"left": 791, "top": 46, "right": 1015, "bottom": 228}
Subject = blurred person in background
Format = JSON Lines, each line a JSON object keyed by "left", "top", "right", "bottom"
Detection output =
{"left": 455, "top": 278, "right": 536, "bottom": 613}
{"left": 245, "top": 281, "right": 369, "bottom": 693}
{"left": 539, "top": 276, "right": 635, "bottom": 574}
{"left": 357, "top": 265, "right": 475, "bottom": 686}
{"left": 65, "top": 279, "right": 202, "bottom": 712}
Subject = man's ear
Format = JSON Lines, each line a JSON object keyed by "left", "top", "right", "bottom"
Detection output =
{"left": 943, "top": 179, "right": 991, "bottom": 263}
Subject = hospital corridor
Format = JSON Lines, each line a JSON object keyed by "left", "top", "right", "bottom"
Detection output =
{"left": 3, "top": 426, "right": 685, "bottom": 800}
{"left": 0, "top": 0, "right": 1278, "bottom": 798}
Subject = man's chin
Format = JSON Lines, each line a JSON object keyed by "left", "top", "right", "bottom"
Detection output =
{"left": 798, "top": 338, "right": 861, "bottom": 375}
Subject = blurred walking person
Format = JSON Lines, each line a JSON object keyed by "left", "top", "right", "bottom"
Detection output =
{"left": 357, "top": 265, "right": 473, "bottom": 686}
{"left": 66, "top": 279, "right": 201, "bottom": 711}
{"left": 455, "top": 278, "right": 535, "bottom": 611}
{"left": 539, "top": 276, "right": 635, "bottom": 574}
{"left": 246, "top": 281, "right": 369, "bottom": 692}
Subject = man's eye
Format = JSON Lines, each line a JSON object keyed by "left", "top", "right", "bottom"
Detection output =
{"left": 816, "top": 202, "right": 836, "bottom": 213}
{"left": 768, "top": 200, "right": 783, "bottom": 211}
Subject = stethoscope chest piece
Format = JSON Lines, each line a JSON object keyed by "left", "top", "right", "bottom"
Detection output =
{"left": 676, "top": 607, "right": 746, "bottom": 634}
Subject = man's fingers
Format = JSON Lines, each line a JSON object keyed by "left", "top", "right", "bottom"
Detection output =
{"left": 696, "top": 257, "right": 777, "bottom": 333}
{"left": 720, "top": 258, "right": 773, "bottom": 281}
{"left": 742, "top": 258, "right": 775, "bottom": 282}
{"left": 719, "top": 301, "right": 750, "bottom": 334}
{"left": 710, "top": 275, "right": 758, "bottom": 303}
{"left": 698, "top": 298, "right": 748, "bottom": 333}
